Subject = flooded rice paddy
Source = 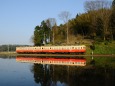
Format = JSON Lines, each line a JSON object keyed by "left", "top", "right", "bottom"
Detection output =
{"left": 0, "top": 56, "right": 115, "bottom": 86}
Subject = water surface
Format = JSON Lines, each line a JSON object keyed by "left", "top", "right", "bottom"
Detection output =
{"left": 0, "top": 56, "right": 115, "bottom": 86}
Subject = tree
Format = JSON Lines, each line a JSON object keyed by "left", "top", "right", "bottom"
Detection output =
{"left": 72, "top": 13, "right": 92, "bottom": 38}
{"left": 109, "top": 0, "right": 115, "bottom": 40}
{"left": 34, "top": 26, "right": 43, "bottom": 46}
{"left": 84, "top": 0, "right": 112, "bottom": 41}
{"left": 112, "top": 0, "right": 115, "bottom": 7}
{"left": 58, "top": 11, "right": 71, "bottom": 44}
{"left": 46, "top": 18, "right": 56, "bottom": 44}
{"left": 84, "top": 0, "right": 111, "bottom": 12}
{"left": 41, "top": 20, "right": 51, "bottom": 45}
{"left": 33, "top": 20, "right": 51, "bottom": 46}
{"left": 95, "top": 17, "right": 103, "bottom": 39}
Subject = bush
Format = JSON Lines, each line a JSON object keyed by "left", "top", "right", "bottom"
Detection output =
{"left": 104, "top": 41, "right": 109, "bottom": 45}
{"left": 90, "top": 45, "right": 95, "bottom": 50}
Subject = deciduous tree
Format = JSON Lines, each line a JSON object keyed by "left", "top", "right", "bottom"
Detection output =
{"left": 84, "top": 0, "right": 112, "bottom": 41}
{"left": 58, "top": 11, "right": 71, "bottom": 44}
{"left": 46, "top": 18, "right": 56, "bottom": 44}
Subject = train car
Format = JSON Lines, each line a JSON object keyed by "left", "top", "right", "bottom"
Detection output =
{"left": 16, "top": 45, "right": 86, "bottom": 54}
{"left": 16, "top": 57, "right": 86, "bottom": 66}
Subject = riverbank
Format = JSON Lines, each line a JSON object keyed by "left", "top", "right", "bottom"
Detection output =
{"left": 0, "top": 52, "right": 17, "bottom": 56}
{"left": 0, "top": 51, "right": 115, "bottom": 57}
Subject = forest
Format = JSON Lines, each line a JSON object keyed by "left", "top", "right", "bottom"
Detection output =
{"left": 0, "top": 45, "right": 29, "bottom": 52}
{"left": 32, "top": 0, "right": 115, "bottom": 46}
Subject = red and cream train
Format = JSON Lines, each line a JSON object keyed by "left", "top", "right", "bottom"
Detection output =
{"left": 16, "top": 45, "right": 86, "bottom": 54}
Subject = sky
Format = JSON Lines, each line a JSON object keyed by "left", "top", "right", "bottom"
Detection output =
{"left": 0, "top": 0, "right": 86, "bottom": 45}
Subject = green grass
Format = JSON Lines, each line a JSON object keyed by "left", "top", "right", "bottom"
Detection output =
{"left": 86, "top": 41, "right": 115, "bottom": 55}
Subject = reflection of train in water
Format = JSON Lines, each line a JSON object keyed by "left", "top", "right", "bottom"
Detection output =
{"left": 16, "top": 57, "right": 86, "bottom": 66}
{"left": 16, "top": 45, "right": 86, "bottom": 54}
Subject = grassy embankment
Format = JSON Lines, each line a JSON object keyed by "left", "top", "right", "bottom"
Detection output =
{"left": 86, "top": 41, "right": 115, "bottom": 55}
{"left": 0, "top": 52, "right": 16, "bottom": 56}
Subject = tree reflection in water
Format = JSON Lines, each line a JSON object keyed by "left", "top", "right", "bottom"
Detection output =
{"left": 31, "top": 63, "right": 115, "bottom": 86}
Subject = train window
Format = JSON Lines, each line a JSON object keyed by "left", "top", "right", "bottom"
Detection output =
{"left": 56, "top": 47, "right": 58, "bottom": 50}
{"left": 72, "top": 47, "right": 74, "bottom": 49}
{"left": 78, "top": 62, "right": 80, "bottom": 64}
